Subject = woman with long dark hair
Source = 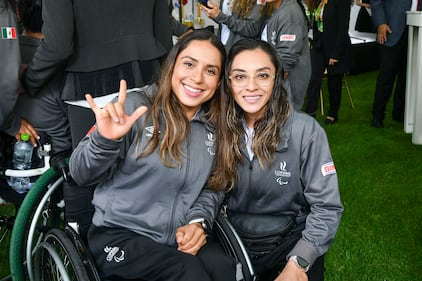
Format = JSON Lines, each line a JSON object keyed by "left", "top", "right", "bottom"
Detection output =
{"left": 217, "top": 38, "right": 343, "bottom": 281}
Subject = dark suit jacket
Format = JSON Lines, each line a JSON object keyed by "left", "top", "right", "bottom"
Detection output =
{"left": 371, "top": 0, "right": 412, "bottom": 47}
{"left": 23, "top": 0, "right": 173, "bottom": 98}
{"left": 312, "top": 0, "right": 352, "bottom": 74}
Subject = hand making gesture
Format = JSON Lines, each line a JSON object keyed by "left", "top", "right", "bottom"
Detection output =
{"left": 85, "top": 80, "right": 148, "bottom": 140}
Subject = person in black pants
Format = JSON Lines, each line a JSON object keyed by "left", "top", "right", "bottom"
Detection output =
{"left": 370, "top": 0, "right": 412, "bottom": 128}
{"left": 304, "top": 0, "right": 352, "bottom": 125}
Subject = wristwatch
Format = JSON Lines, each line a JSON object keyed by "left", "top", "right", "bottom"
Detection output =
{"left": 189, "top": 218, "right": 208, "bottom": 235}
{"left": 289, "top": 255, "right": 310, "bottom": 272}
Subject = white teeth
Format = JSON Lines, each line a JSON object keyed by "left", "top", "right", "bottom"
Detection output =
{"left": 244, "top": 96, "right": 260, "bottom": 101}
{"left": 184, "top": 84, "right": 201, "bottom": 93}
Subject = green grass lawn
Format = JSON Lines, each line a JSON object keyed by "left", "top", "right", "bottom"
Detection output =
{"left": 319, "top": 71, "right": 422, "bottom": 281}
{"left": 1, "top": 71, "right": 421, "bottom": 280}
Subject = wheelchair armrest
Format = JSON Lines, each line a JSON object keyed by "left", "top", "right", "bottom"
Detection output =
{"left": 49, "top": 150, "right": 73, "bottom": 183}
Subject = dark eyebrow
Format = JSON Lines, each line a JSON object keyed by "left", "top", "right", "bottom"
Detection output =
{"left": 230, "top": 66, "right": 273, "bottom": 73}
{"left": 181, "top": 55, "right": 221, "bottom": 72}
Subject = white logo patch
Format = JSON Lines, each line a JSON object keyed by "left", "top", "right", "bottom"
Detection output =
{"left": 274, "top": 161, "right": 291, "bottom": 186}
{"left": 104, "top": 246, "right": 125, "bottom": 263}
{"left": 321, "top": 162, "right": 336, "bottom": 176}
{"left": 270, "top": 31, "right": 277, "bottom": 45}
{"left": 205, "top": 132, "right": 215, "bottom": 156}
{"left": 144, "top": 126, "right": 156, "bottom": 137}
{"left": 279, "top": 34, "right": 296, "bottom": 41}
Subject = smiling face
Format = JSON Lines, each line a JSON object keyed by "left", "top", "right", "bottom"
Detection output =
{"left": 229, "top": 48, "right": 276, "bottom": 127}
{"left": 171, "top": 40, "right": 223, "bottom": 120}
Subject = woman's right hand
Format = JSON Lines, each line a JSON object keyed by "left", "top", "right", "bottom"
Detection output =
{"left": 85, "top": 80, "right": 148, "bottom": 140}
{"left": 274, "top": 260, "right": 308, "bottom": 281}
{"left": 201, "top": 1, "right": 220, "bottom": 20}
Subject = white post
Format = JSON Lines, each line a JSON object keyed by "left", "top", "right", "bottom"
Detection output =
{"left": 405, "top": 12, "right": 422, "bottom": 145}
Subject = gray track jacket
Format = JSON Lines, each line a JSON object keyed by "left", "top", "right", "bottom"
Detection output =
{"left": 226, "top": 111, "right": 343, "bottom": 266}
{"left": 214, "top": 2, "right": 266, "bottom": 51}
{"left": 0, "top": 0, "right": 20, "bottom": 134}
{"left": 70, "top": 86, "right": 224, "bottom": 246}
{"left": 262, "top": 0, "right": 311, "bottom": 110}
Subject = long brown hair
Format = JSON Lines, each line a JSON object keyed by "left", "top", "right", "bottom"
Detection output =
{"left": 210, "top": 38, "right": 290, "bottom": 191}
{"left": 141, "top": 30, "right": 226, "bottom": 165}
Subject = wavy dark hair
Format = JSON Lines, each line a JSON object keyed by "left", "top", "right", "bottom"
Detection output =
{"left": 16, "top": 0, "right": 42, "bottom": 33}
{"left": 210, "top": 38, "right": 290, "bottom": 191}
{"left": 140, "top": 30, "right": 227, "bottom": 191}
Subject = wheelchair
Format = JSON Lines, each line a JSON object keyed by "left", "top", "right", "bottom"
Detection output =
{"left": 7, "top": 158, "right": 256, "bottom": 281}
{"left": 0, "top": 132, "right": 62, "bottom": 281}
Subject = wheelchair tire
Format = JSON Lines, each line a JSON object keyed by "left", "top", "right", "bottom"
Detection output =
{"left": 9, "top": 167, "right": 64, "bottom": 281}
{"left": 214, "top": 213, "right": 256, "bottom": 281}
{"left": 34, "top": 228, "right": 89, "bottom": 281}
{"left": 65, "top": 226, "right": 102, "bottom": 281}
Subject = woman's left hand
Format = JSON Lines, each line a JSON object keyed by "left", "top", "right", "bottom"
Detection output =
{"left": 274, "top": 260, "right": 308, "bottom": 281}
{"left": 175, "top": 223, "right": 207, "bottom": 256}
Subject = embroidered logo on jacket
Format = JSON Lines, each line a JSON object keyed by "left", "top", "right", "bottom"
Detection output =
{"left": 145, "top": 126, "right": 155, "bottom": 137}
{"left": 104, "top": 246, "right": 125, "bottom": 263}
{"left": 270, "top": 31, "right": 277, "bottom": 45}
{"left": 205, "top": 132, "right": 215, "bottom": 156}
{"left": 321, "top": 162, "right": 336, "bottom": 176}
{"left": 275, "top": 161, "right": 291, "bottom": 186}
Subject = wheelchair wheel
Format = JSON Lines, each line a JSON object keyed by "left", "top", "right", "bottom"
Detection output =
{"left": 214, "top": 212, "right": 256, "bottom": 281}
{"left": 9, "top": 168, "right": 64, "bottom": 281}
{"left": 64, "top": 226, "right": 102, "bottom": 281}
{"left": 34, "top": 228, "right": 89, "bottom": 281}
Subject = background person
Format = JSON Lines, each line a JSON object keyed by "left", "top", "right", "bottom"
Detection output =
{"left": 22, "top": 0, "right": 173, "bottom": 148}
{"left": 0, "top": 0, "right": 38, "bottom": 145}
{"left": 261, "top": 0, "right": 311, "bottom": 111}
{"left": 14, "top": 0, "right": 71, "bottom": 155}
{"left": 69, "top": 30, "right": 236, "bottom": 281}
{"left": 370, "top": 0, "right": 412, "bottom": 128}
{"left": 200, "top": 0, "right": 266, "bottom": 51}
{"left": 304, "top": 0, "right": 352, "bottom": 125}
{"left": 217, "top": 38, "right": 343, "bottom": 281}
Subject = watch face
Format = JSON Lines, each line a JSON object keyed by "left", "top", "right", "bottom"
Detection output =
{"left": 297, "top": 256, "right": 309, "bottom": 267}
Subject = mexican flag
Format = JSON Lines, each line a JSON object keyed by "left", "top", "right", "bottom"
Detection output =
{"left": 1, "top": 27, "right": 17, "bottom": 39}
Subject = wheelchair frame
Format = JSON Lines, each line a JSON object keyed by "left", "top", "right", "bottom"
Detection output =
{"left": 9, "top": 166, "right": 64, "bottom": 281}
{"left": 0, "top": 141, "right": 59, "bottom": 281}
{"left": 8, "top": 163, "right": 256, "bottom": 281}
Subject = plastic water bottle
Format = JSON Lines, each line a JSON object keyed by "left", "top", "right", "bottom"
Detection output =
{"left": 8, "top": 133, "right": 33, "bottom": 193}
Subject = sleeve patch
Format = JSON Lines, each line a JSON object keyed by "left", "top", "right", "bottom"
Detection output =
{"left": 321, "top": 162, "right": 336, "bottom": 176}
{"left": 279, "top": 34, "right": 296, "bottom": 41}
